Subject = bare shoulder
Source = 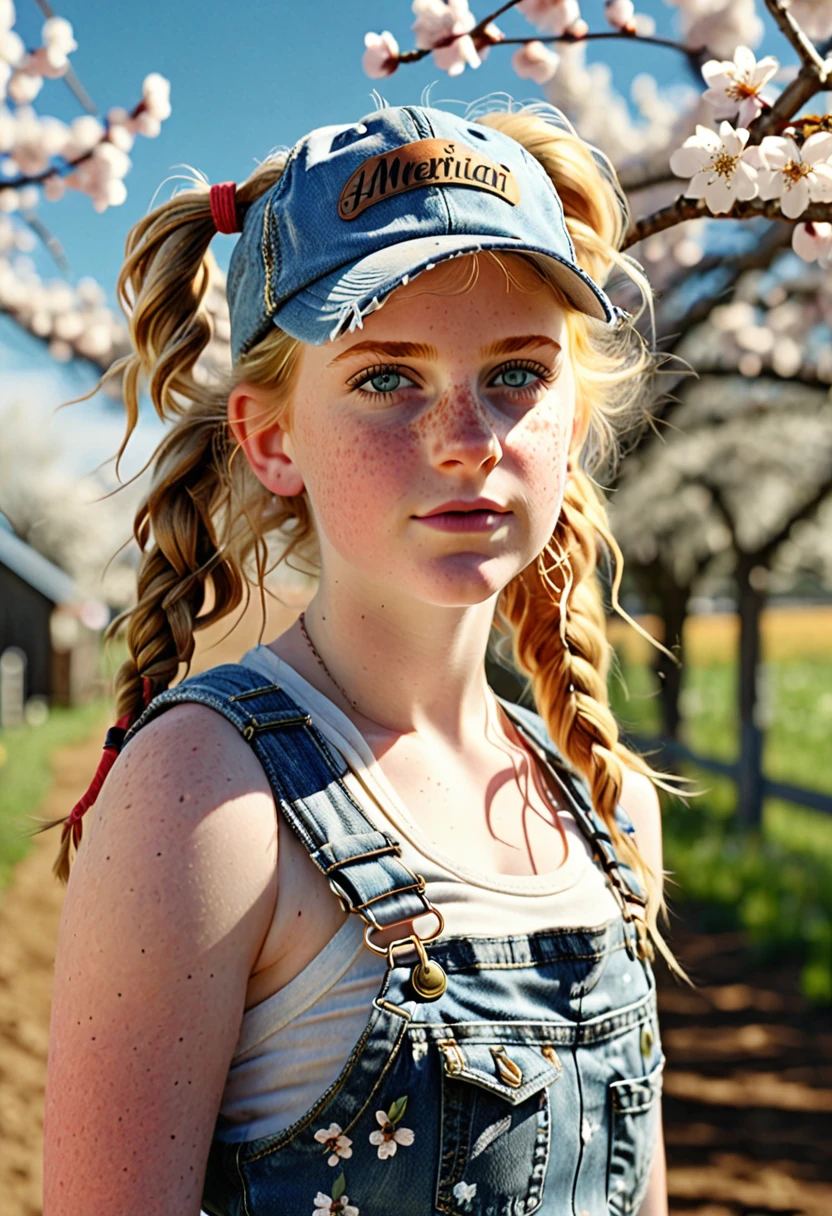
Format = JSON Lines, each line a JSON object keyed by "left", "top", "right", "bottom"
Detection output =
{"left": 618, "top": 764, "right": 664, "bottom": 879}
{"left": 77, "top": 700, "right": 280, "bottom": 918}
{"left": 44, "top": 701, "right": 279, "bottom": 1214}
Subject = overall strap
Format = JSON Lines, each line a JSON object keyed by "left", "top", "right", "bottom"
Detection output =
{"left": 122, "top": 664, "right": 442, "bottom": 956}
{"left": 495, "top": 694, "right": 647, "bottom": 958}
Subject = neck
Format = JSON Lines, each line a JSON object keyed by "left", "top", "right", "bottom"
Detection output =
{"left": 280, "top": 582, "right": 503, "bottom": 748}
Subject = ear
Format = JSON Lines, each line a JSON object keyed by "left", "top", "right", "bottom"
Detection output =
{"left": 227, "top": 382, "right": 305, "bottom": 497}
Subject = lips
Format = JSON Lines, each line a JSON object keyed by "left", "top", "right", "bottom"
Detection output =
{"left": 417, "top": 498, "right": 509, "bottom": 517}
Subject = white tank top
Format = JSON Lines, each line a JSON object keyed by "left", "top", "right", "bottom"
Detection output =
{"left": 213, "top": 645, "right": 619, "bottom": 1143}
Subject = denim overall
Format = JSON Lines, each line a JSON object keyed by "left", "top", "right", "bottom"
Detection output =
{"left": 124, "top": 663, "right": 664, "bottom": 1216}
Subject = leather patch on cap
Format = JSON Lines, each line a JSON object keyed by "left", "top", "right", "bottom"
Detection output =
{"left": 338, "top": 138, "right": 520, "bottom": 221}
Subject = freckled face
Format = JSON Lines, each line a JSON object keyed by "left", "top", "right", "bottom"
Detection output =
{"left": 283, "top": 254, "right": 577, "bottom": 606}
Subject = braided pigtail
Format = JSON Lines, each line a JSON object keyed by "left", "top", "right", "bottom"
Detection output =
{"left": 479, "top": 104, "right": 695, "bottom": 977}
{"left": 28, "top": 152, "right": 314, "bottom": 883}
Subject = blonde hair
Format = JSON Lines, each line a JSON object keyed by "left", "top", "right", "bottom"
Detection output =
{"left": 36, "top": 102, "right": 692, "bottom": 978}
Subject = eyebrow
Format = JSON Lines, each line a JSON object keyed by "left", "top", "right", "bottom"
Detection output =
{"left": 327, "top": 334, "right": 562, "bottom": 366}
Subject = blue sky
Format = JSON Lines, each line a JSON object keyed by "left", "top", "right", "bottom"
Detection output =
{"left": 0, "top": 0, "right": 788, "bottom": 475}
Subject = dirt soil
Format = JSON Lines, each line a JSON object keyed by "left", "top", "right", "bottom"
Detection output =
{"left": 1, "top": 618, "right": 829, "bottom": 1214}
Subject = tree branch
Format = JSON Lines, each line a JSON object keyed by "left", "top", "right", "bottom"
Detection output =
{"left": 624, "top": 196, "right": 832, "bottom": 247}
{"left": 763, "top": 0, "right": 831, "bottom": 76}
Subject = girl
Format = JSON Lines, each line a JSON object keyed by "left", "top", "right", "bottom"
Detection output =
{"left": 41, "top": 100, "right": 686, "bottom": 1216}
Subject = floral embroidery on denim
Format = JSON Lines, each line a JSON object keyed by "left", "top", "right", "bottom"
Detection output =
{"left": 313, "top": 1121, "right": 354, "bottom": 1166}
{"left": 452, "top": 1179, "right": 478, "bottom": 1205}
{"left": 369, "top": 1094, "right": 415, "bottom": 1159}
{"left": 312, "top": 1169, "right": 359, "bottom": 1214}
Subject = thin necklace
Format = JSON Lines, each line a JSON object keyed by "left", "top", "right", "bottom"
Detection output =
{"left": 297, "top": 610, "right": 561, "bottom": 816}
{"left": 298, "top": 610, "right": 361, "bottom": 709}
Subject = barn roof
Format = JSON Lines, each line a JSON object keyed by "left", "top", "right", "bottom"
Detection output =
{"left": 0, "top": 525, "right": 76, "bottom": 606}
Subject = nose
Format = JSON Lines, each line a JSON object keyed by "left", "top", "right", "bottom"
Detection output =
{"left": 425, "top": 386, "right": 503, "bottom": 474}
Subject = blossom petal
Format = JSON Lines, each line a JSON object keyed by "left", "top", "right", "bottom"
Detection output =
{"left": 809, "top": 163, "right": 832, "bottom": 200}
{"left": 755, "top": 168, "right": 783, "bottom": 200}
{"left": 683, "top": 170, "right": 711, "bottom": 200}
{"left": 669, "top": 144, "right": 714, "bottom": 177}
{"left": 802, "top": 132, "right": 832, "bottom": 164}
{"left": 733, "top": 45, "right": 755, "bottom": 74}
{"left": 780, "top": 177, "right": 810, "bottom": 218}
{"left": 757, "top": 136, "right": 793, "bottom": 169}
{"left": 700, "top": 60, "right": 733, "bottom": 85}
{"left": 705, "top": 177, "right": 738, "bottom": 213}
{"left": 720, "top": 122, "right": 749, "bottom": 153}
{"left": 694, "top": 124, "right": 721, "bottom": 149}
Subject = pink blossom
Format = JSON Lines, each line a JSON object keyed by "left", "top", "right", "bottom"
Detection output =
{"left": 512, "top": 40, "right": 561, "bottom": 84}
{"left": 362, "top": 30, "right": 399, "bottom": 78}
{"left": 792, "top": 221, "right": 832, "bottom": 267}
{"left": 605, "top": 0, "right": 636, "bottom": 33}
{"left": 517, "top": 0, "right": 582, "bottom": 36}
{"left": 701, "top": 45, "right": 779, "bottom": 129}
{"left": 412, "top": 0, "right": 481, "bottom": 76}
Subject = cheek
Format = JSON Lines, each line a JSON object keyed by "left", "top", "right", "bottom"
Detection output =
{"left": 293, "top": 407, "right": 421, "bottom": 539}
{"left": 506, "top": 401, "right": 572, "bottom": 514}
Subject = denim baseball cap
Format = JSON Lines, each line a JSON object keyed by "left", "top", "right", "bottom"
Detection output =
{"left": 226, "top": 104, "right": 624, "bottom": 362}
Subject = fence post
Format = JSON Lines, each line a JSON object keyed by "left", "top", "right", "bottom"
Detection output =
{"left": 0, "top": 646, "right": 27, "bottom": 729}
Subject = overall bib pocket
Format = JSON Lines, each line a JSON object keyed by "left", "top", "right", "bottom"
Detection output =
{"left": 606, "top": 1054, "right": 665, "bottom": 1216}
{"left": 436, "top": 1038, "right": 562, "bottom": 1215}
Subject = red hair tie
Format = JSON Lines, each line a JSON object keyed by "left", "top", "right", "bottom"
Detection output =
{"left": 210, "top": 181, "right": 241, "bottom": 234}
{"left": 62, "top": 677, "right": 154, "bottom": 850}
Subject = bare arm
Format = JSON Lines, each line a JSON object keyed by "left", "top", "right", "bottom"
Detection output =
{"left": 619, "top": 766, "right": 670, "bottom": 1216}
{"left": 43, "top": 704, "right": 279, "bottom": 1216}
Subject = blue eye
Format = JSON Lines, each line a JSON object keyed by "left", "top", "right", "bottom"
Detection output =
{"left": 356, "top": 368, "right": 416, "bottom": 395}
{"left": 492, "top": 366, "right": 541, "bottom": 390}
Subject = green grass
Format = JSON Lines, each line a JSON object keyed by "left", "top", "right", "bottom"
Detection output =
{"left": 610, "top": 651, "right": 832, "bottom": 1005}
{"left": 0, "top": 698, "right": 110, "bottom": 893}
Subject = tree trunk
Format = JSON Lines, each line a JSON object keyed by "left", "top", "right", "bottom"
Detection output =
{"left": 736, "top": 554, "right": 765, "bottom": 829}
{"left": 631, "top": 561, "right": 690, "bottom": 740}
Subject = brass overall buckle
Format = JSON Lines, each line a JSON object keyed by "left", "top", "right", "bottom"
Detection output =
{"left": 363, "top": 907, "right": 448, "bottom": 1001}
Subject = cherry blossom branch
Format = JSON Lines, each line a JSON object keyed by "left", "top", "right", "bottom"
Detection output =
{"left": 32, "top": 0, "right": 98, "bottom": 115}
{"left": 763, "top": 0, "right": 831, "bottom": 78}
{"left": 398, "top": 27, "right": 708, "bottom": 72}
{"left": 483, "top": 30, "right": 708, "bottom": 71}
{"left": 625, "top": 196, "right": 832, "bottom": 248}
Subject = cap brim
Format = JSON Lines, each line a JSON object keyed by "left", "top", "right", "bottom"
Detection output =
{"left": 272, "top": 233, "right": 617, "bottom": 345}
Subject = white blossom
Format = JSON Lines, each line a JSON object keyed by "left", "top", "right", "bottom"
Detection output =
{"left": 744, "top": 132, "right": 832, "bottom": 219}
{"left": 313, "top": 1121, "right": 354, "bottom": 1167}
{"left": 142, "top": 71, "right": 171, "bottom": 121}
{"left": 669, "top": 121, "right": 759, "bottom": 214}
{"left": 362, "top": 30, "right": 399, "bottom": 78}
{"left": 701, "top": 45, "right": 779, "bottom": 128}
{"left": 0, "top": 26, "right": 25, "bottom": 68}
{"left": 368, "top": 1108, "right": 416, "bottom": 1158}
{"left": 7, "top": 68, "right": 42, "bottom": 105}
{"left": 512, "top": 39, "right": 560, "bottom": 84}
